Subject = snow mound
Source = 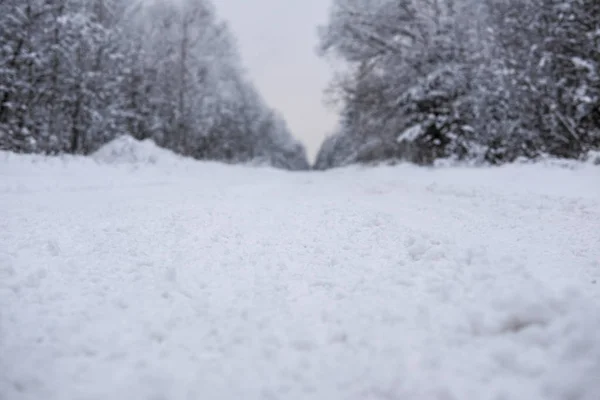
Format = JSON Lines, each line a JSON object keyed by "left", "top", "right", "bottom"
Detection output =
{"left": 92, "top": 136, "right": 182, "bottom": 165}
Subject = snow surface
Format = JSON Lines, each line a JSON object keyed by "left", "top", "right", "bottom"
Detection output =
{"left": 1, "top": 141, "right": 600, "bottom": 400}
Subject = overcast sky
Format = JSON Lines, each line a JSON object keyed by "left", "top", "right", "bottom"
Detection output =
{"left": 214, "top": 0, "right": 338, "bottom": 160}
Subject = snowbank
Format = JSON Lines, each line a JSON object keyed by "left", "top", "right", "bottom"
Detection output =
{"left": 91, "top": 136, "right": 183, "bottom": 165}
{"left": 1, "top": 145, "right": 599, "bottom": 400}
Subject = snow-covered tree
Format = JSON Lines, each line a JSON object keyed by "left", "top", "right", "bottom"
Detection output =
{"left": 317, "top": 0, "right": 600, "bottom": 166}
{"left": 0, "top": 0, "right": 308, "bottom": 170}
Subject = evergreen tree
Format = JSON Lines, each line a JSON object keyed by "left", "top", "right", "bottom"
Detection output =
{"left": 316, "top": 0, "right": 600, "bottom": 167}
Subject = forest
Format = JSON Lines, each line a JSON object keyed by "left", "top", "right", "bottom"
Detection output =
{"left": 1, "top": 0, "right": 599, "bottom": 170}
{"left": 0, "top": 0, "right": 309, "bottom": 170}
{"left": 315, "top": 0, "right": 600, "bottom": 168}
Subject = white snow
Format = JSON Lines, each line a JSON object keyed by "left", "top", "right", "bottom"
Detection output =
{"left": 571, "top": 57, "right": 596, "bottom": 75}
{"left": 91, "top": 135, "right": 184, "bottom": 166}
{"left": 1, "top": 144, "right": 600, "bottom": 400}
{"left": 397, "top": 124, "right": 423, "bottom": 143}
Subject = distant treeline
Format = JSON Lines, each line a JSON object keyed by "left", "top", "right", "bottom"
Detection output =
{"left": 0, "top": 0, "right": 309, "bottom": 170}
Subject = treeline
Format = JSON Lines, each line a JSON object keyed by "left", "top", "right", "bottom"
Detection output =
{"left": 0, "top": 0, "right": 309, "bottom": 170}
{"left": 315, "top": 0, "right": 600, "bottom": 169}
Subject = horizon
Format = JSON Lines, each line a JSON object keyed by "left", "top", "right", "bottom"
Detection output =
{"left": 213, "top": 0, "right": 339, "bottom": 161}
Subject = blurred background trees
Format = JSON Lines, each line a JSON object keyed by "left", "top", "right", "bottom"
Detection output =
{"left": 315, "top": 0, "right": 600, "bottom": 168}
{"left": 0, "top": 0, "right": 309, "bottom": 170}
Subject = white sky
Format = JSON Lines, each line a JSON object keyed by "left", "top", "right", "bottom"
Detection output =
{"left": 213, "top": 0, "right": 338, "bottom": 161}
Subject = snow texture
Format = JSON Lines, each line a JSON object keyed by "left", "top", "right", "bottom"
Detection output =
{"left": 91, "top": 136, "right": 183, "bottom": 165}
{"left": 1, "top": 141, "right": 600, "bottom": 400}
{"left": 397, "top": 124, "right": 423, "bottom": 143}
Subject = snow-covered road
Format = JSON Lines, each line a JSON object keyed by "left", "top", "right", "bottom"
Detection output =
{"left": 1, "top": 146, "right": 600, "bottom": 400}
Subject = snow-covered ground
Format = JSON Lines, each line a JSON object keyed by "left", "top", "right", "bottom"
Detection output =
{"left": 1, "top": 140, "right": 599, "bottom": 400}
